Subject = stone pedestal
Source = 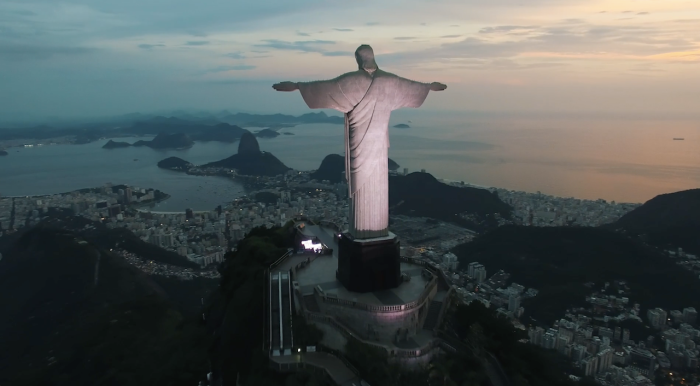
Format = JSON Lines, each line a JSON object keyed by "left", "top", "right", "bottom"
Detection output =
{"left": 336, "top": 232, "right": 401, "bottom": 293}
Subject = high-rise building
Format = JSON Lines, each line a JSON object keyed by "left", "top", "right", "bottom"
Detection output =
{"left": 573, "top": 344, "right": 588, "bottom": 362}
{"left": 442, "top": 253, "right": 458, "bottom": 271}
{"left": 598, "top": 327, "right": 614, "bottom": 340}
{"left": 508, "top": 294, "right": 521, "bottom": 313}
{"left": 529, "top": 327, "right": 545, "bottom": 346}
{"left": 614, "top": 326, "right": 621, "bottom": 341}
{"left": 473, "top": 266, "right": 487, "bottom": 284}
{"left": 597, "top": 348, "right": 614, "bottom": 373}
{"left": 622, "top": 328, "right": 630, "bottom": 342}
{"left": 582, "top": 356, "right": 599, "bottom": 376}
{"left": 543, "top": 332, "right": 557, "bottom": 349}
{"left": 629, "top": 347, "right": 656, "bottom": 375}
{"left": 671, "top": 310, "right": 684, "bottom": 324}
{"left": 647, "top": 308, "right": 668, "bottom": 329}
{"left": 403, "top": 168, "right": 408, "bottom": 176}
{"left": 467, "top": 262, "right": 480, "bottom": 277}
{"left": 683, "top": 307, "right": 698, "bottom": 325}
{"left": 125, "top": 187, "right": 132, "bottom": 203}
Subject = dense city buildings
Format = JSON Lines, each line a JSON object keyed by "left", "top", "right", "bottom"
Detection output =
{"left": 2, "top": 170, "right": 696, "bottom": 385}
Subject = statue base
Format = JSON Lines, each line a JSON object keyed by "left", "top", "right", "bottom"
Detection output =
{"left": 336, "top": 232, "right": 401, "bottom": 293}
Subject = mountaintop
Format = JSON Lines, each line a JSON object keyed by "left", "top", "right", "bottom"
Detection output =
{"left": 201, "top": 132, "right": 290, "bottom": 176}
{"left": 603, "top": 188, "right": 700, "bottom": 254}
{"left": 389, "top": 172, "right": 512, "bottom": 232}
{"left": 238, "top": 132, "right": 261, "bottom": 155}
{"left": 453, "top": 225, "right": 700, "bottom": 324}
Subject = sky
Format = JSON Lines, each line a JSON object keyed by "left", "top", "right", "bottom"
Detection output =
{"left": 1, "top": 0, "right": 699, "bottom": 120}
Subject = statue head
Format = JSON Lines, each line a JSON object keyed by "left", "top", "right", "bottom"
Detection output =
{"left": 355, "top": 44, "right": 378, "bottom": 74}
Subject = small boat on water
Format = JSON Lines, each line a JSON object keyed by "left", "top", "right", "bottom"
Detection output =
{"left": 133, "top": 158, "right": 138, "bottom": 161}
{"left": 673, "top": 138, "right": 685, "bottom": 140}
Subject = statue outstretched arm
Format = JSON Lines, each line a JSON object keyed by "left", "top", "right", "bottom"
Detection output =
{"left": 297, "top": 78, "right": 355, "bottom": 112}
{"left": 430, "top": 82, "right": 447, "bottom": 91}
{"left": 272, "top": 82, "right": 298, "bottom": 92}
{"left": 392, "top": 76, "right": 433, "bottom": 110}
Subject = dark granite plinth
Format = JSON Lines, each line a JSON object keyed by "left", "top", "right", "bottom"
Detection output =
{"left": 336, "top": 232, "right": 401, "bottom": 293}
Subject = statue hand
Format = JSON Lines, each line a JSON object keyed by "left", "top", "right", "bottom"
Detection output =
{"left": 272, "top": 82, "right": 299, "bottom": 92}
{"left": 430, "top": 82, "right": 447, "bottom": 91}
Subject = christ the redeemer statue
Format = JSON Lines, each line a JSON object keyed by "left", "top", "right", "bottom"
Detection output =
{"left": 273, "top": 45, "right": 446, "bottom": 240}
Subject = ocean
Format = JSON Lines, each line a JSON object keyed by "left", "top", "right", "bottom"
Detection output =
{"left": 0, "top": 111, "right": 698, "bottom": 210}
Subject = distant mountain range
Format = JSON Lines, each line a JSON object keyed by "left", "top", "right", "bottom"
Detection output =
{"left": 0, "top": 110, "right": 344, "bottom": 144}
{"left": 103, "top": 132, "right": 195, "bottom": 149}
{"left": 602, "top": 188, "right": 700, "bottom": 255}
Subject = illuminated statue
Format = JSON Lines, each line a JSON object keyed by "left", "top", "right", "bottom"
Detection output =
{"left": 273, "top": 45, "right": 446, "bottom": 239}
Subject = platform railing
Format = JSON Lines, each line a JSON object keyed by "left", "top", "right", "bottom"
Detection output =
{"left": 316, "top": 276, "right": 436, "bottom": 314}
{"left": 304, "top": 310, "right": 440, "bottom": 359}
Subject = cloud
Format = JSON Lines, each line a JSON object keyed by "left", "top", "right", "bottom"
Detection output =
{"left": 297, "top": 31, "right": 310, "bottom": 36}
{"left": 189, "top": 31, "right": 208, "bottom": 37}
{"left": 138, "top": 43, "right": 165, "bottom": 50}
{"left": 479, "top": 25, "right": 538, "bottom": 34}
{"left": 207, "top": 65, "right": 256, "bottom": 72}
{"left": 637, "top": 12, "right": 649, "bottom": 15}
{"left": 185, "top": 41, "right": 209, "bottom": 46}
{"left": 366, "top": 22, "right": 380, "bottom": 26}
{"left": 394, "top": 37, "right": 417, "bottom": 40}
{"left": 334, "top": 28, "right": 353, "bottom": 32}
{"left": 0, "top": 44, "right": 96, "bottom": 60}
{"left": 224, "top": 52, "right": 246, "bottom": 59}
{"left": 377, "top": 21, "right": 700, "bottom": 68}
{"left": 441, "top": 35, "right": 462, "bottom": 38}
{"left": 253, "top": 39, "right": 336, "bottom": 54}
{"left": 322, "top": 51, "right": 353, "bottom": 57}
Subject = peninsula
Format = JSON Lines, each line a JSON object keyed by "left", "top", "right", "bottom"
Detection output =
{"left": 157, "top": 157, "right": 194, "bottom": 171}
{"left": 132, "top": 132, "right": 194, "bottom": 149}
{"left": 199, "top": 132, "right": 291, "bottom": 176}
{"left": 102, "top": 140, "right": 131, "bottom": 149}
{"left": 255, "top": 129, "right": 280, "bottom": 138}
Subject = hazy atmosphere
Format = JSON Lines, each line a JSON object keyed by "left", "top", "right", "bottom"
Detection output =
{"left": 2, "top": 0, "right": 699, "bottom": 119}
{"left": 2, "top": 1, "right": 700, "bottom": 386}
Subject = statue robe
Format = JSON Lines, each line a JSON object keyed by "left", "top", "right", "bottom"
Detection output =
{"left": 298, "top": 69, "right": 431, "bottom": 239}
